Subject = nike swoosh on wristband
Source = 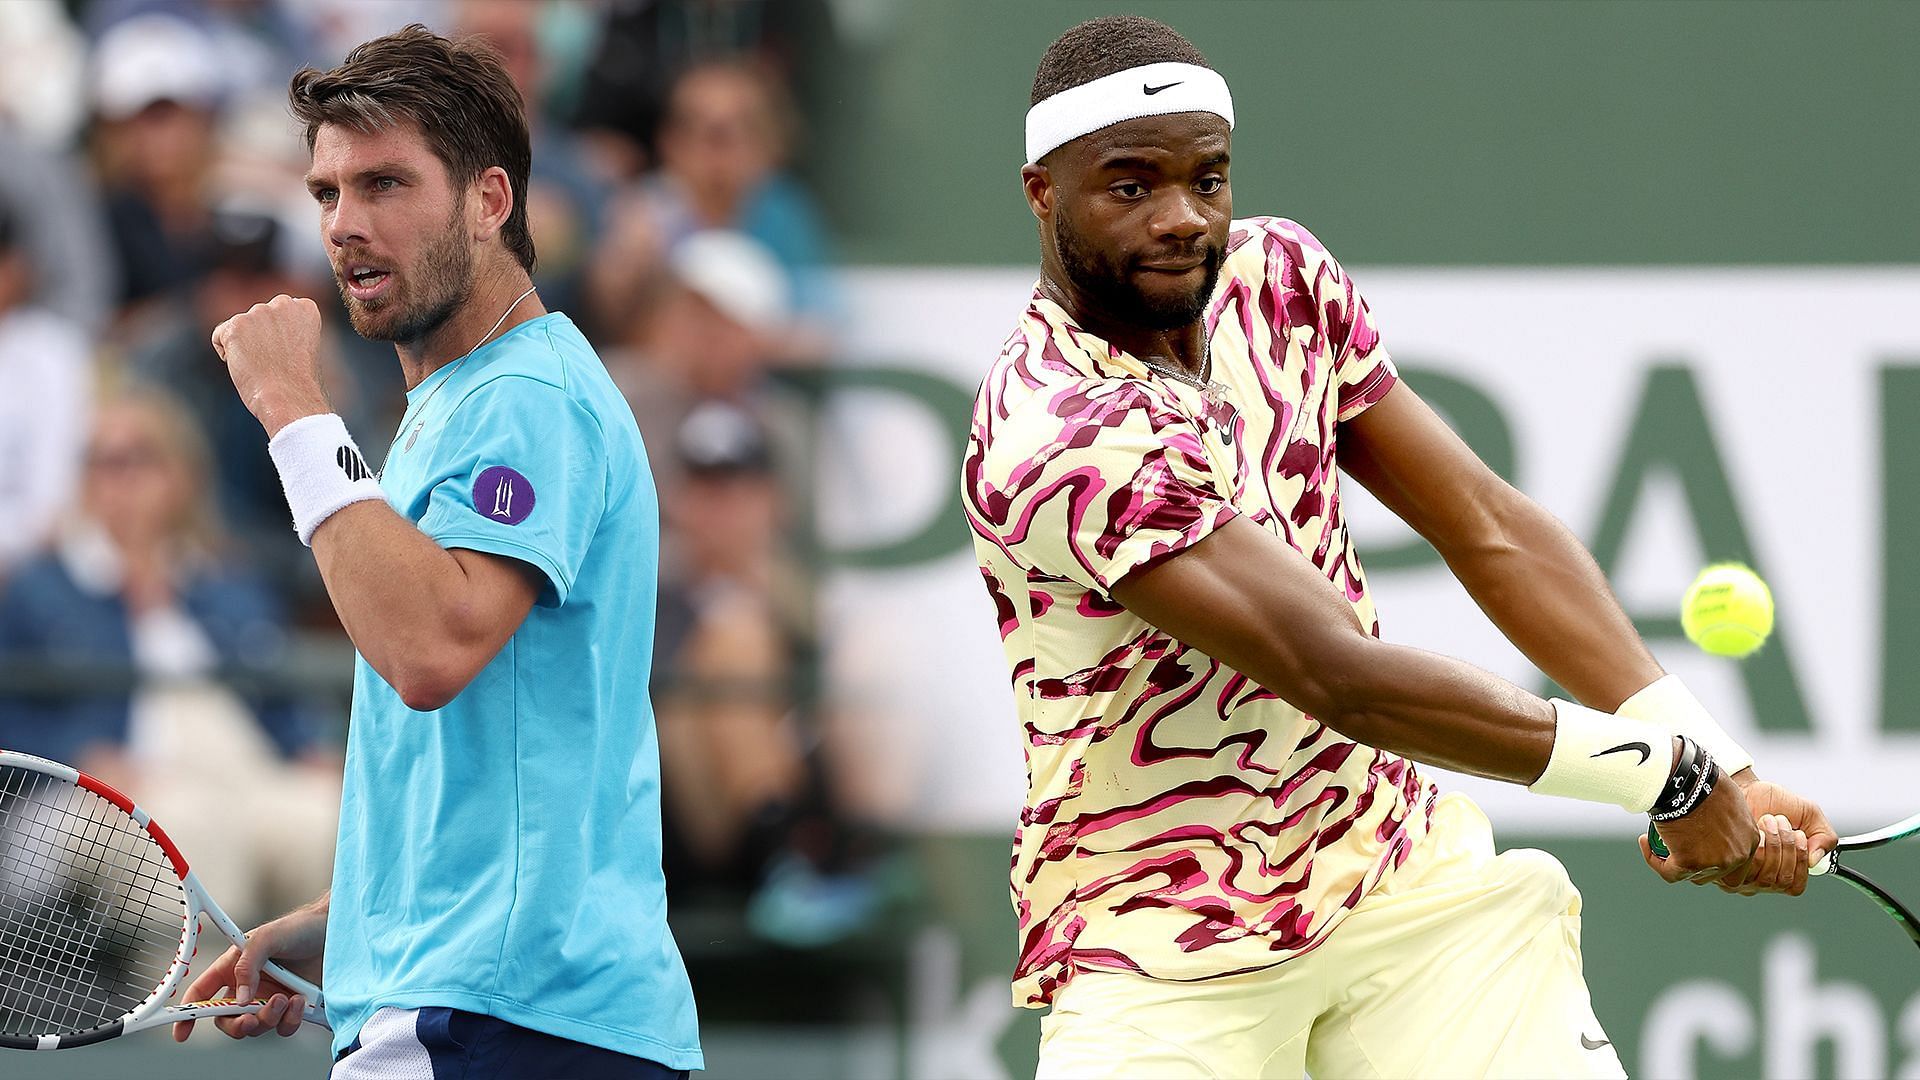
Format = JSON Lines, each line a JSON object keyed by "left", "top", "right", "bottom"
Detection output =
{"left": 1582, "top": 1035, "right": 1612, "bottom": 1050}
{"left": 1591, "top": 741, "right": 1653, "bottom": 766}
{"left": 1143, "top": 81, "right": 1183, "bottom": 95}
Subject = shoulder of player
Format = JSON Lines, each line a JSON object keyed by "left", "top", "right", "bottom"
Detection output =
{"left": 976, "top": 368, "right": 1186, "bottom": 467}
{"left": 992, "top": 296, "right": 1136, "bottom": 388}
{"left": 1225, "top": 215, "right": 1344, "bottom": 274}
{"left": 440, "top": 366, "right": 613, "bottom": 450}
{"left": 448, "top": 316, "right": 616, "bottom": 411}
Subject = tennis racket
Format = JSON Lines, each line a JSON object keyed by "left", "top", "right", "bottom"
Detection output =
{"left": 1649, "top": 812, "right": 1920, "bottom": 950}
{"left": 0, "top": 748, "right": 327, "bottom": 1050}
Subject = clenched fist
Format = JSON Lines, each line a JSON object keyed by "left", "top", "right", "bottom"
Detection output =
{"left": 211, "top": 294, "right": 332, "bottom": 437}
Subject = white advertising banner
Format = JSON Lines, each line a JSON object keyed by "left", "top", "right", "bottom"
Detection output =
{"left": 821, "top": 266, "right": 1920, "bottom": 838}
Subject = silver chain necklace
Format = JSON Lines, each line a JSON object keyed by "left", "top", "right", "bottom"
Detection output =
{"left": 385, "top": 284, "right": 538, "bottom": 466}
{"left": 1139, "top": 341, "right": 1226, "bottom": 407}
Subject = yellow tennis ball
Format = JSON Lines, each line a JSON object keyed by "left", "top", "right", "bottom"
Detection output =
{"left": 1680, "top": 562, "right": 1774, "bottom": 658}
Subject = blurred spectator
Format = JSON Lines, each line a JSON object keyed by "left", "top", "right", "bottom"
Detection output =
{"left": 606, "top": 229, "right": 798, "bottom": 495}
{"left": 655, "top": 401, "right": 879, "bottom": 945}
{"left": 0, "top": 125, "right": 117, "bottom": 334}
{"left": 298, "top": 0, "right": 449, "bottom": 68}
{"left": 131, "top": 205, "right": 390, "bottom": 594}
{"left": 452, "top": 0, "right": 611, "bottom": 318}
{"left": 0, "top": 385, "right": 336, "bottom": 923}
{"left": 82, "top": 0, "right": 316, "bottom": 103}
{"left": 590, "top": 59, "right": 835, "bottom": 337}
{"left": 652, "top": 59, "right": 832, "bottom": 321}
{"left": 0, "top": 0, "right": 88, "bottom": 148}
{"left": 88, "top": 13, "right": 228, "bottom": 323}
{"left": 571, "top": 0, "right": 835, "bottom": 174}
{"left": 0, "top": 194, "right": 91, "bottom": 580}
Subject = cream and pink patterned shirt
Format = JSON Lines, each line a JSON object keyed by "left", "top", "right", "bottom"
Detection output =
{"left": 964, "top": 216, "right": 1439, "bottom": 1007}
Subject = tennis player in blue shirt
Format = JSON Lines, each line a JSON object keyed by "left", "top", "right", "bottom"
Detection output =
{"left": 172, "top": 26, "right": 701, "bottom": 1078}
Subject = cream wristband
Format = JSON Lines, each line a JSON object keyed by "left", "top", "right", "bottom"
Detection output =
{"left": 1528, "top": 699, "right": 1675, "bottom": 813}
{"left": 1616, "top": 674, "right": 1754, "bottom": 777}
{"left": 267, "top": 413, "right": 384, "bottom": 546}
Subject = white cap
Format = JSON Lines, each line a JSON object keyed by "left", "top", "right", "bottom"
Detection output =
{"left": 669, "top": 230, "right": 792, "bottom": 335}
{"left": 92, "top": 14, "right": 224, "bottom": 121}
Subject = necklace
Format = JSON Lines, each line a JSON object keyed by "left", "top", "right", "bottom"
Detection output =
{"left": 385, "top": 284, "right": 538, "bottom": 465}
{"left": 1139, "top": 341, "right": 1226, "bottom": 407}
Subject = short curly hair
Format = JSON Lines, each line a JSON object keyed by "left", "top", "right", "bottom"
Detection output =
{"left": 1030, "top": 15, "right": 1212, "bottom": 105}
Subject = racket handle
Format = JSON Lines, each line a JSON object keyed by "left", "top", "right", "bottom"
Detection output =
{"left": 1646, "top": 822, "right": 1837, "bottom": 876}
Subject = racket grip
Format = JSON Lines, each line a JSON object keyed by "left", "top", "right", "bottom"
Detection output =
{"left": 1647, "top": 822, "right": 1837, "bottom": 876}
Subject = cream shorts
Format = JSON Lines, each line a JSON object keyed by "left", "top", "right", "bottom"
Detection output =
{"left": 1036, "top": 793, "right": 1625, "bottom": 1079}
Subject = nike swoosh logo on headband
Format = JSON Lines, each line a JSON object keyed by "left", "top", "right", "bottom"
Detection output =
{"left": 1143, "top": 81, "right": 1182, "bottom": 95}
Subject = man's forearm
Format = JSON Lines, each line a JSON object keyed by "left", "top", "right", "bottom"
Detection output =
{"left": 1314, "top": 633, "right": 1559, "bottom": 783}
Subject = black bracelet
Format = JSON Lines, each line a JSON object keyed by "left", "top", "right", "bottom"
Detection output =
{"left": 1649, "top": 736, "right": 1719, "bottom": 821}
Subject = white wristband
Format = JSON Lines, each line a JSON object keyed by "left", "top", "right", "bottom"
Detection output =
{"left": 1616, "top": 674, "right": 1754, "bottom": 776}
{"left": 1528, "top": 699, "right": 1676, "bottom": 813}
{"left": 267, "top": 413, "right": 384, "bottom": 546}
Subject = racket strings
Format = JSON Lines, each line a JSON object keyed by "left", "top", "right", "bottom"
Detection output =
{"left": 0, "top": 765, "right": 186, "bottom": 1038}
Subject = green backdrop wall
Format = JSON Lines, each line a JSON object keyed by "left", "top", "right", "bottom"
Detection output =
{"left": 819, "top": 0, "right": 1920, "bottom": 267}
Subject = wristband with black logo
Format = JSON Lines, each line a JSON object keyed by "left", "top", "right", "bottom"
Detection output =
{"left": 267, "top": 412, "right": 385, "bottom": 546}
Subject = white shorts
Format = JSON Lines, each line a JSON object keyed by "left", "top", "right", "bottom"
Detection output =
{"left": 1036, "top": 793, "right": 1626, "bottom": 1079}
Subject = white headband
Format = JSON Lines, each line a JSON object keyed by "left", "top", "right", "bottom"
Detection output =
{"left": 1024, "top": 62, "right": 1234, "bottom": 165}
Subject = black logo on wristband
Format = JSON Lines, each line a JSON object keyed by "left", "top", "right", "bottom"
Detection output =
{"left": 337, "top": 446, "right": 372, "bottom": 482}
{"left": 1592, "top": 741, "right": 1652, "bottom": 766}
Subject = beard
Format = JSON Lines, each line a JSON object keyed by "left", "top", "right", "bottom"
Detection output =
{"left": 1053, "top": 209, "right": 1225, "bottom": 331}
{"left": 335, "top": 198, "right": 475, "bottom": 345}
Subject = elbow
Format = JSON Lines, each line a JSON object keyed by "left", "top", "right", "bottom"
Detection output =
{"left": 1282, "top": 634, "right": 1383, "bottom": 738}
{"left": 389, "top": 658, "right": 479, "bottom": 713}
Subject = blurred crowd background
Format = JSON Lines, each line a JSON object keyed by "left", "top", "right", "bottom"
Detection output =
{"left": 0, "top": 0, "right": 900, "bottom": 1042}
{"left": 9, "top": 3, "right": 1916, "bottom": 1078}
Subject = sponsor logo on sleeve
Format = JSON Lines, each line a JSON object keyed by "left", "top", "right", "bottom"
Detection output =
{"left": 473, "top": 465, "right": 535, "bottom": 525}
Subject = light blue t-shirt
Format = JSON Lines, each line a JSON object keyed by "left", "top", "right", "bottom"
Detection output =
{"left": 325, "top": 313, "right": 701, "bottom": 1070}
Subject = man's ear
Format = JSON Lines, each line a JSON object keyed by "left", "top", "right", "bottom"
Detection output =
{"left": 472, "top": 166, "right": 514, "bottom": 243}
{"left": 1021, "top": 163, "right": 1053, "bottom": 223}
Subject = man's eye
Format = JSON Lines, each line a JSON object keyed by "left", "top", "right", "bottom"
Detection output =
{"left": 1196, "top": 177, "right": 1225, "bottom": 195}
{"left": 314, "top": 189, "right": 337, "bottom": 204}
{"left": 374, "top": 177, "right": 398, "bottom": 191}
{"left": 1112, "top": 181, "right": 1147, "bottom": 199}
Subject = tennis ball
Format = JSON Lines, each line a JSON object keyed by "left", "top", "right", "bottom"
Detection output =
{"left": 1680, "top": 562, "right": 1774, "bottom": 658}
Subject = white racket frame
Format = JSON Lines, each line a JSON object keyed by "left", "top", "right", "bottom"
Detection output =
{"left": 0, "top": 749, "right": 327, "bottom": 1050}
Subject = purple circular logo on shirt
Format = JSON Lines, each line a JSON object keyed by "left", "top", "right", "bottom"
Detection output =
{"left": 474, "top": 466, "right": 535, "bottom": 525}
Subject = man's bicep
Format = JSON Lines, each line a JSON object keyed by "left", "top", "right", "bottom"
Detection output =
{"left": 1338, "top": 380, "right": 1514, "bottom": 550}
{"left": 1109, "top": 515, "right": 1370, "bottom": 717}
{"left": 447, "top": 546, "right": 542, "bottom": 645}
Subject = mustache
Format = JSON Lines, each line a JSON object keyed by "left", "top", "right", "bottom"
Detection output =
{"left": 1131, "top": 240, "right": 1220, "bottom": 267}
{"left": 330, "top": 249, "right": 390, "bottom": 272}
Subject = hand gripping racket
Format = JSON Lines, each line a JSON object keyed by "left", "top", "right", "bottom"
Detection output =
{"left": 1649, "top": 812, "right": 1920, "bottom": 950}
{"left": 0, "top": 749, "right": 327, "bottom": 1050}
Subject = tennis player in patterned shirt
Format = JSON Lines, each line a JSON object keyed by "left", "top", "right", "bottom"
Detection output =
{"left": 964, "top": 16, "right": 1838, "bottom": 1077}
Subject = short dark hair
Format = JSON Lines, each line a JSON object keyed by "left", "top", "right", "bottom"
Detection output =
{"left": 289, "top": 24, "right": 535, "bottom": 272}
{"left": 1031, "top": 16, "right": 1212, "bottom": 105}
